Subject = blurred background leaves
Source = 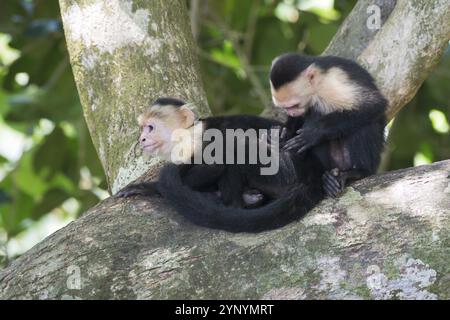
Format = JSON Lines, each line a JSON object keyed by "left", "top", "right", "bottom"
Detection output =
{"left": 0, "top": 0, "right": 449, "bottom": 266}
{"left": 0, "top": 0, "right": 107, "bottom": 264}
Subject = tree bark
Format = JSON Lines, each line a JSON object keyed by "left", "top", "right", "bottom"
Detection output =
{"left": 1, "top": 0, "right": 449, "bottom": 300}
{"left": 59, "top": 0, "right": 209, "bottom": 193}
{"left": 1, "top": 160, "right": 449, "bottom": 299}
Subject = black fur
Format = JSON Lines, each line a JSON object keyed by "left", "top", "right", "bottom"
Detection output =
{"left": 271, "top": 53, "right": 378, "bottom": 90}
{"left": 271, "top": 53, "right": 387, "bottom": 197}
{"left": 118, "top": 107, "right": 325, "bottom": 232}
{"left": 155, "top": 162, "right": 322, "bottom": 232}
{"left": 153, "top": 97, "right": 185, "bottom": 107}
{"left": 271, "top": 53, "right": 314, "bottom": 89}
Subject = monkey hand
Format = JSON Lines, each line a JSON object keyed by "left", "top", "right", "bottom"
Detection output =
{"left": 268, "top": 125, "right": 289, "bottom": 147}
{"left": 282, "top": 128, "right": 318, "bottom": 154}
{"left": 260, "top": 126, "right": 288, "bottom": 148}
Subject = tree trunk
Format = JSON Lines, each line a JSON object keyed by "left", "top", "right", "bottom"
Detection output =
{"left": 1, "top": 0, "right": 449, "bottom": 299}
{"left": 59, "top": 0, "right": 209, "bottom": 193}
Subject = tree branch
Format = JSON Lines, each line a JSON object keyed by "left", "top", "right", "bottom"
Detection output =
{"left": 324, "top": 0, "right": 397, "bottom": 60}
{"left": 1, "top": 161, "right": 449, "bottom": 299}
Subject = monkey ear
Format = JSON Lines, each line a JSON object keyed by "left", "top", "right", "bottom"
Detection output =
{"left": 179, "top": 105, "right": 196, "bottom": 128}
{"left": 305, "top": 65, "right": 318, "bottom": 85}
{"left": 137, "top": 114, "right": 144, "bottom": 126}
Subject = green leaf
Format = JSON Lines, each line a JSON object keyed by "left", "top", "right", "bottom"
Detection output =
{"left": 0, "top": 0, "right": 28, "bottom": 35}
{"left": 211, "top": 43, "right": 243, "bottom": 73}
{"left": 307, "top": 23, "right": 339, "bottom": 54}
{"left": 252, "top": 17, "right": 298, "bottom": 64}
{"left": 3, "top": 37, "right": 65, "bottom": 90}
{"left": 5, "top": 67, "right": 82, "bottom": 123}
{"left": 33, "top": 126, "right": 79, "bottom": 182}
{"left": 0, "top": 175, "right": 35, "bottom": 238}
{"left": 11, "top": 150, "right": 47, "bottom": 199}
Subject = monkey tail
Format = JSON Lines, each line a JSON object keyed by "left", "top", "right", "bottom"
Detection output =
{"left": 156, "top": 163, "right": 321, "bottom": 233}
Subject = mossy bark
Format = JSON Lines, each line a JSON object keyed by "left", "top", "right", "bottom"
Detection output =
{"left": 59, "top": 0, "right": 209, "bottom": 193}
{"left": 1, "top": 161, "right": 449, "bottom": 299}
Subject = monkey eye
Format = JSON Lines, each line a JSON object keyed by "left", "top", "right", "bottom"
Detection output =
{"left": 148, "top": 125, "right": 154, "bottom": 132}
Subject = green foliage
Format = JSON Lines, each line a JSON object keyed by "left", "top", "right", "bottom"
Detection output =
{"left": 0, "top": 0, "right": 105, "bottom": 252}
{"left": 0, "top": 0, "right": 449, "bottom": 260}
{"left": 387, "top": 52, "right": 450, "bottom": 170}
{"left": 199, "top": 0, "right": 353, "bottom": 114}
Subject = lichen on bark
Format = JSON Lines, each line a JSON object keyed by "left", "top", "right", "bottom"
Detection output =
{"left": 0, "top": 161, "right": 449, "bottom": 299}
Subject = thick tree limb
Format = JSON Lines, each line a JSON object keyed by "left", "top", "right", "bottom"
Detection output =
{"left": 1, "top": 161, "right": 449, "bottom": 299}
{"left": 1, "top": 1, "right": 449, "bottom": 300}
{"left": 324, "top": 0, "right": 397, "bottom": 60}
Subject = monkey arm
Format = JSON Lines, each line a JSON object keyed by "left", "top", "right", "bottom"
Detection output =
{"left": 216, "top": 166, "right": 247, "bottom": 208}
{"left": 116, "top": 164, "right": 225, "bottom": 198}
{"left": 267, "top": 115, "right": 304, "bottom": 149}
{"left": 283, "top": 103, "right": 386, "bottom": 154}
{"left": 305, "top": 103, "right": 386, "bottom": 139}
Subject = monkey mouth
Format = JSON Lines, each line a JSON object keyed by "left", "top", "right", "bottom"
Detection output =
{"left": 284, "top": 104, "right": 303, "bottom": 116}
{"left": 285, "top": 103, "right": 300, "bottom": 110}
{"left": 142, "top": 142, "right": 161, "bottom": 153}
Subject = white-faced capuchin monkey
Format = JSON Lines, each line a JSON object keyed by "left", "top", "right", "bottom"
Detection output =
{"left": 270, "top": 53, "right": 387, "bottom": 197}
{"left": 117, "top": 97, "right": 324, "bottom": 232}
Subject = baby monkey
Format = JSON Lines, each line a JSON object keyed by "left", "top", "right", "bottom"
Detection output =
{"left": 270, "top": 53, "right": 387, "bottom": 197}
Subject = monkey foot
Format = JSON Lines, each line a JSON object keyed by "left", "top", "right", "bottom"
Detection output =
{"left": 116, "top": 183, "right": 159, "bottom": 198}
{"left": 322, "top": 169, "right": 344, "bottom": 198}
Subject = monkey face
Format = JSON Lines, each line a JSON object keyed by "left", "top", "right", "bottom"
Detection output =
{"left": 271, "top": 77, "right": 313, "bottom": 117}
{"left": 139, "top": 117, "right": 172, "bottom": 157}
{"left": 270, "top": 61, "right": 321, "bottom": 117}
{"left": 137, "top": 103, "right": 197, "bottom": 160}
